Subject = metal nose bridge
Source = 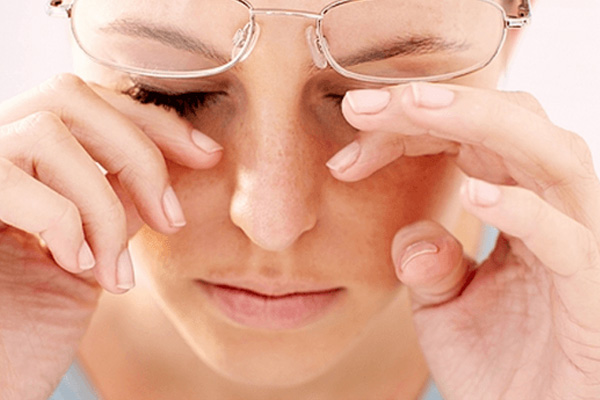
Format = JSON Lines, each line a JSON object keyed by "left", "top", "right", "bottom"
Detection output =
{"left": 251, "top": 8, "right": 323, "bottom": 20}
{"left": 243, "top": 8, "right": 328, "bottom": 69}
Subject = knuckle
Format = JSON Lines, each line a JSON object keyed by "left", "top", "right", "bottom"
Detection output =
{"left": 509, "top": 90, "right": 546, "bottom": 117}
{"left": 24, "top": 111, "right": 74, "bottom": 152}
{"left": 84, "top": 192, "right": 126, "bottom": 239}
{"left": 0, "top": 158, "right": 23, "bottom": 193}
{"left": 46, "top": 199, "right": 82, "bottom": 233}
{"left": 514, "top": 90, "right": 537, "bottom": 104}
{"left": 137, "top": 143, "right": 164, "bottom": 165}
{"left": 117, "top": 145, "right": 166, "bottom": 183}
{"left": 519, "top": 190, "right": 547, "bottom": 239}
{"left": 43, "top": 73, "right": 87, "bottom": 94}
{"left": 565, "top": 131, "right": 595, "bottom": 174}
{"left": 24, "top": 111, "right": 65, "bottom": 132}
{"left": 3, "top": 113, "right": 71, "bottom": 160}
{"left": 38, "top": 74, "right": 91, "bottom": 122}
{"left": 103, "top": 193, "right": 127, "bottom": 227}
{"left": 575, "top": 225, "right": 600, "bottom": 268}
{"left": 116, "top": 162, "right": 146, "bottom": 192}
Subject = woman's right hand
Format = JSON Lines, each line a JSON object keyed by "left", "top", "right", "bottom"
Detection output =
{"left": 0, "top": 73, "right": 222, "bottom": 399}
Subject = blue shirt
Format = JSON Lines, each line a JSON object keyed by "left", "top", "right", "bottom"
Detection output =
{"left": 50, "top": 359, "right": 444, "bottom": 399}
{"left": 50, "top": 359, "right": 99, "bottom": 400}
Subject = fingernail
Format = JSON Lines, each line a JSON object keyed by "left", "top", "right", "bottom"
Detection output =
{"left": 466, "top": 178, "right": 501, "bottom": 207}
{"left": 410, "top": 83, "right": 455, "bottom": 109}
{"left": 191, "top": 129, "right": 223, "bottom": 154}
{"left": 78, "top": 241, "right": 96, "bottom": 271}
{"left": 116, "top": 247, "right": 135, "bottom": 291}
{"left": 346, "top": 90, "right": 391, "bottom": 114}
{"left": 326, "top": 141, "right": 361, "bottom": 173}
{"left": 396, "top": 241, "right": 439, "bottom": 276}
{"left": 162, "top": 186, "right": 187, "bottom": 228}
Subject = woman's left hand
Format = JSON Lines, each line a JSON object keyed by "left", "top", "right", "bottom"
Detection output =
{"left": 328, "top": 83, "right": 600, "bottom": 399}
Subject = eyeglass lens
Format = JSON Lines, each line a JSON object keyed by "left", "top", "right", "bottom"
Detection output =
{"left": 71, "top": 0, "right": 506, "bottom": 80}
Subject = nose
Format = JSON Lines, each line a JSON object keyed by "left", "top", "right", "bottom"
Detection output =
{"left": 229, "top": 87, "right": 320, "bottom": 252}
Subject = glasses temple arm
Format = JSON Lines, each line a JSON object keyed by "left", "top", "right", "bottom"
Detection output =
{"left": 46, "top": 0, "right": 72, "bottom": 18}
{"left": 506, "top": 0, "right": 531, "bottom": 28}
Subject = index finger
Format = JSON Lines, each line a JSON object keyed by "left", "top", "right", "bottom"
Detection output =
{"left": 89, "top": 83, "right": 224, "bottom": 170}
{"left": 335, "top": 83, "right": 600, "bottom": 227}
{"left": 342, "top": 84, "right": 579, "bottom": 184}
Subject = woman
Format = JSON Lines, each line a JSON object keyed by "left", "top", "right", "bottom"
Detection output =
{"left": 1, "top": 0, "right": 599, "bottom": 399}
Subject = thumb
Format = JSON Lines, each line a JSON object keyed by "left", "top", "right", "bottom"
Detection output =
{"left": 392, "top": 220, "right": 476, "bottom": 308}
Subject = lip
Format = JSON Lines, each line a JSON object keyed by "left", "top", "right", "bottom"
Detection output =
{"left": 197, "top": 279, "right": 345, "bottom": 330}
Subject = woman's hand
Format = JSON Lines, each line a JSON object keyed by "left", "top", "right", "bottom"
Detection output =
{"left": 329, "top": 83, "right": 600, "bottom": 399}
{"left": 0, "top": 73, "right": 222, "bottom": 399}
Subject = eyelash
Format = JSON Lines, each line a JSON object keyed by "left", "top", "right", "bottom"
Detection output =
{"left": 123, "top": 84, "right": 221, "bottom": 117}
{"left": 124, "top": 83, "right": 345, "bottom": 117}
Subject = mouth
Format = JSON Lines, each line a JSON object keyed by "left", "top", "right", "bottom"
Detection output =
{"left": 196, "top": 279, "right": 345, "bottom": 330}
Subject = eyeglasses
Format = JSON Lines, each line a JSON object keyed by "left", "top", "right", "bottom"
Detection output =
{"left": 47, "top": 0, "right": 531, "bottom": 84}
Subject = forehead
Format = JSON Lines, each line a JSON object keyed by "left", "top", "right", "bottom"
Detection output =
{"left": 121, "top": 0, "right": 508, "bottom": 21}
{"left": 237, "top": 0, "right": 506, "bottom": 11}
{"left": 127, "top": 0, "right": 507, "bottom": 13}
{"left": 248, "top": 0, "right": 354, "bottom": 11}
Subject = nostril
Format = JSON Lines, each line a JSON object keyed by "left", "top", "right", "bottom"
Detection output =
{"left": 244, "top": 227, "right": 307, "bottom": 252}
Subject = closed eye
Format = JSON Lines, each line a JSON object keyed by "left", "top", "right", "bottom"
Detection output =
{"left": 123, "top": 83, "right": 223, "bottom": 117}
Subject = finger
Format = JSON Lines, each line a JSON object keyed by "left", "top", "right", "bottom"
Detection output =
{"left": 0, "top": 157, "right": 93, "bottom": 275}
{"left": 460, "top": 177, "right": 599, "bottom": 277}
{"left": 460, "top": 177, "right": 600, "bottom": 330}
{"left": 391, "top": 220, "right": 476, "bottom": 308}
{"left": 0, "top": 113, "right": 132, "bottom": 293}
{"left": 328, "top": 87, "right": 515, "bottom": 184}
{"left": 340, "top": 84, "right": 560, "bottom": 176}
{"left": 0, "top": 74, "right": 187, "bottom": 233}
{"left": 401, "top": 83, "right": 596, "bottom": 193}
{"left": 326, "top": 130, "right": 458, "bottom": 182}
{"left": 90, "top": 83, "right": 223, "bottom": 169}
{"left": 334, "top": 84, "right": 600, "bottom": 226}
{"left": 106, "top": 174, "right": 145, "bottom": 239}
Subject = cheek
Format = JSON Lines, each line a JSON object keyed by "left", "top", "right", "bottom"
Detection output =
{"left": 320, "top": 153, "right": 461, "bottom": 282}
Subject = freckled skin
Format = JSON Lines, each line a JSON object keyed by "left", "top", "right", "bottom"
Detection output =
{"left": 75, "top": 0, "right": 512, "bottom": 398}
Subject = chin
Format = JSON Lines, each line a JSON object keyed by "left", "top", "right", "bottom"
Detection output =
{"left": 172, "top": 305, "right": 365, "bottom": 387}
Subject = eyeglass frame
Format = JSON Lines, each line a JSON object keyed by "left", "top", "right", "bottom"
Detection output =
{"left": 46, "top": 0, "right": 532, "bottom": 84}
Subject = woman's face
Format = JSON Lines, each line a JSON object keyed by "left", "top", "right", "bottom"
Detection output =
{"left": 75, "top": 0, "right": 507, "bottom": 386}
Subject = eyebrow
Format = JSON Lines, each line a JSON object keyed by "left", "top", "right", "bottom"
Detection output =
{"left": 100, "top": 20, "right": 466, "bottom": 72}
{"left": 99, "top": 19, "right": 230, "bottom": 65}
{"left": 336, "top": 36, "right": 471, "bottom": 67}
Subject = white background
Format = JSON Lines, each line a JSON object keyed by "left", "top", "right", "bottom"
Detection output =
{"left": 1, "top": 0, "right": 599, "bottom": 174}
